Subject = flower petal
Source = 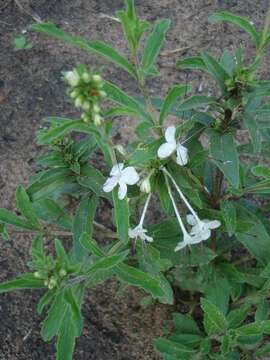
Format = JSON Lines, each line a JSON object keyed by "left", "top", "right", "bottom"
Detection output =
{"left": 157, "top": 142, "right": 176, "bottom": 159}
{"left": 175, "top": 241, "right": 188, "bottom": 251}
{"left": 121, "top": 167, "right": 140, "bottom": 185}
{"left": 110, "top": 163, "right": 124, "bottom": 176}
{"left": 176, "top": 143, "right": 188, "bottom": 166}
{"left": 118, "top": 182, "right": 127, "bottom": 200}
{"left": 165, "top": 126, "right": 176, "bottom": 144}
{"left": 103, "top": 177, "right": 118, "bottom": 193}
{"left": 203, "top": 220, "right": 221, "bottom": 230}
{"left": 186, "top": 214, "right": 197, "bottom": 226}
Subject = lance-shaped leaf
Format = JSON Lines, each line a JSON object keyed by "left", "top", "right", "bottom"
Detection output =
{"left": 178, "top": 95, "right": 217, "bottom": 112}
{"left": 15, "top": 186, "right": 41, "bottom": 229}
{"left": 0, "top": 208, "right": 38, "bottom": 230}
{"left": 103, "top": 81, "right": 153, "bottom": 124}
{"left": 112, "top": 189, "right": 129, "bottom": 244}
{"left": 0, "top": 273, "right": 44, "bottom": 294}
{"left": 177, "top": 56, "right": 207, "bottom": 71}
{"left": 209, "top": 130, "right": 240, "bottom": 188}
{"left": 159, "top": 85, "right": 191, "bottom": 124}
{"left": 32, "top": 22, "right": 137, "bottom": 78}
{"left": 201, "top": 298, "right": 228, "bottom": 335}
{"left": 221, "top": 201, "right": 237, "bottom": 237}
{"left": 86, "top": 250, "right": 129, "bottom": 275}
{"left": 72, "top": 195, "right": 98, "bottom": 261}
{"left": 155, "top": 338, "right": 197, "bottom": 359}
{"left": 141, "top": 19, "right": 171, "bottom": 74}
{"left": 201, "top": 53, "right": 230, "bottom": 93}
{"left": 243, "top": 112, "right": 262, "bottom": 153}
{"left": 209, "top": 12, "right": 260, "bottom": 48}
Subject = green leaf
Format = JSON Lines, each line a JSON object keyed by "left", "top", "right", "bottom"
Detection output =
{"left": 178, "top": 95, "right": 217, "bottom": 112}
{"left": 0, "top": 208, "right": 37, "bottom": 230}
{"left": 116, "top": 0, "right": 149, "bottom": 54}
{"left": 32, "top": 22, "right": 137, "bottom": 78}
{"left": 33, "top": 198, "right": 73, "bottom": 230}
{"left": 0, "top": 273, "right": 44, "bottom": 293}
{"left": 141, "top": 19, "right": 171, "bottom": 74}
{"left": 129, "top": 138, "right": 163, "bottom": 166}
{"left": 41, "top": 292, "right": 68, "bottom": 341}
{"left": 177, "top": 56, "right": 207, "bottom": 71}
{"left": 159, "top": 85, "right": 191, "bottom": 124}
{"left": 112, "top": 190, "right": 129, "bottom": 244}
{"left": 255, "top": 300, "right": 269, "bottom": 321}
{"left": 103, "top": 81, "right": 153, "bottom": 124}
{"left": 86, "top": 250, "right": 129, "bottom": 275}
{"left": 115, "top": 263, "right": 165, "bottom": 299}
{"left": 209, "top": 12, "right": 260, "bottom": 47}
{"left": 201, "top": 298, "right": 228, "bottom": 335}
{"left": 155, "top": 338, "right": 196, "bottom": 359}
{"left": 251, "top": 165, "right": 270, "bottom": 178}
{"left": 243, "top": 113, "right": 262, "bottom": 153}
{"left": 37, "top": 291, "right": 55, "bottom": 315}
{"left": 209, "top": 131, "right": 239, "bottom": 188}
{"left": 76, "top": 164, "right": 110, "bottom": 200}
{"left": 56, "top": 308, "right": 77, "bottom": 360}
{"left": 15, "top": 186, "right": 40, "bottom": 229}
{"left": 227, "top": 304, "right": 251, "bottom": 329}
{"left": 221, "top": 201, "right": 236, "bottom": 236}
{"left": 201, "top": 53, "right": 230, "bottom": 93}
{"left": 38, "top": 119, "right": 99, "bottom": 145}
{"left": 72, "top": 195, "right": 98, "bottom": 261}
{"left": 172, "top": 313, "right": 201, "bottom": 335}
{"left": 79, "top": 232, "right": 104, "bottom": 257}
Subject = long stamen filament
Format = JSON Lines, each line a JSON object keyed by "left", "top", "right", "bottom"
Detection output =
{"left": 164, "top": 174, "right": 189, "bottom": 236}
{"left": 162, "top": 167, "right": 201, "bottom": 223}
{"left": 138, "top": 193, "right": 152, "bottom": 227}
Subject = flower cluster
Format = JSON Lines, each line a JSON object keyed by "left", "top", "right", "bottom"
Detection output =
{"left": 64, "top": 67, "right": 106, "bottom": 126}
{"left": 102, "top": 125, "right": 220, "bottom": 251}
{"left": 34, "top": 268, "right": 67, "bottom": 290}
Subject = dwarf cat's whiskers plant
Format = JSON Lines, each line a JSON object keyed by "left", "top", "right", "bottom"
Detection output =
{"left": 1, "top": 1, "right": 270, "bottom": 359}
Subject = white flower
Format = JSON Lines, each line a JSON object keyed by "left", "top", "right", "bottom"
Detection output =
{"left": 187, "top": 214, "right": 221, "bottom": 241}
{"left": 175, "top": 232, "right": 202, "bottom": 251}
{"left": 129, "top": 225, "right": 153, "bottom": 243}
{"left": 157, "top": 126, "right": 188, "bottom": 166}
{"left": 65, "top": 70, "right": 80, "bottom": 87}
{"left": 103, "top": 163, "right": 139, "bottom": 200}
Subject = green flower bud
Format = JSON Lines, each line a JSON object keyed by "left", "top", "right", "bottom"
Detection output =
{"left": 81, "top": 113, "right": 90, "bottom": 123}
{"left": 82, "top": 72, "right": 91, "bottom": 83}
{"left": 94, "top": 114, "right": 102, "bottom": 126}
{"left": 65, "top": 70, "right": 80, "bottom": 87}
{"left": 70, "top": 90, "right": 79, "bottom": 99}
{"left": 59, "top": 269, "right": 67, "bottom": 277}
{"left": 34, "top": 271, "right": 42, "bottom": 279}
{"left": 82, "top": 101, "right": 91, "bottom": 111}
{"left": 92, "top": 104, "right": 100, "bottom": 114}
{"left": 48, "top": 277, "right": 57, "bottom": 290}
{"left": 75, "top": 96, "right": 83, "bottom": 108}
{"left": 44, "top": 279, "right": 49, "bottom": 286}
{"left": 92, "top": 74, "right": 102, "bottom": 84}
{"left": 99, "top": 90, "right": 107, "bottom": 98}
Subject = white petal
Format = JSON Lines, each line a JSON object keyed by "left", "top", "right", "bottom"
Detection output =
{"left": 203, "top": 220, "right": 221, "bottom": 230}
{"left": 118, "top": 182, "right": 127, "bottom": 200}
{"left": 103, "top": 177, "right": 118, "bottom": 193}
{"left": 120, "top": 167, "right": 140, "bottom": 185}
{"left": 175, "top": 241, "right": 188, "bottom": 251}
{"left": 143, "top": 234, "right": 154, "bottom": 243}
{"left": 110, "top": 163, "right": 124, "bottom": 176}
{"left": 199, "top": 229, "right": 211, "bottom": 241}
{"left": 165, "top": 126, "right": 176, "bottom": 144}
{"left": 176, "top": 143, "right": 189, "bottom": 166}
{"left": 157, "top": 142, "right": 176, "bottom": 159}
{"left": 186, "top": 214, "right": 197, "bottom": 226}
{"left": 128, "top": 227, "right": 138, "bottom": 238}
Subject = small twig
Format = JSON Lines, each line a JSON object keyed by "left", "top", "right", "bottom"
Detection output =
{"left": 99, "top": 13, "right": 120, "bottom": 23}
{"left": 160, "top": 46, "right": 191, "bottom": 57}
{"left": 13, "top": 0, "right": 42, "bottom": 22}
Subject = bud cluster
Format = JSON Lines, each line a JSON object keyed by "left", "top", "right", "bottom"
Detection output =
{"left": 64, "top": 67, "right": 106, "bottom": 126}
{"left": 34, "top": 267, "right": 67, "bottom": 290}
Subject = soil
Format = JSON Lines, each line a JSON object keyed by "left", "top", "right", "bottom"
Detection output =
{"left": 0, "top": 0, "right": 270, "bottom": 359}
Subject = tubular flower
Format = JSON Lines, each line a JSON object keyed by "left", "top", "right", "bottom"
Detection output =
{"left": 187, "top": 214, "right": 221, "bottom": 241}
{"left": 103, "top": 163, "right": 139, "bottom": 200}
{"left": 157, "top": 126, "right": 188, "bottom": 166}
{"left": 128, "top": 193, "right": 153, "bottom": 243}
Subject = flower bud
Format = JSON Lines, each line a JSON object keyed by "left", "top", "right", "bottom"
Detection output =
{"left": 59, "top": 269, "right": 67, "bottom": 278}
{"left": 44, "top": 279, "right": 49, "bottom": 286}
{"left": 65, "top": 70, "right": 80, "bottom": 87}
{"left": 82, "top": 101, "right": 91, "bottom": 111}
{"left": 140, "top": 177, "right": 151, "bottom": 194}
{"left": 70, "top": 90, "right": 79, "bottom": 99}
{"left": 48, "top": 277, "right": 57, "bottom": 290}
{"left": 99, "top": 90, "right": 107, "bottom": 98}
{"left": 115, "top": 144, "right": 126, "bottom": 156}
{"left": 75, "top": 96, "right": 84, "bottom": 108}
{"left": 92, "top": 74, "right": 102, "bottom": 84}
{"left": 92, "top": 104, "right": 100, "bottom": 114}
{"left": 81, "top": 113, "right": 90, "bottom": 123}
{"left": 82, "top": 72, "right": 91, "bottom": 83}
{"left": 34, "top": 271, "right": 41, "bottom": 279}
{"left": 94, "top": 114, "right": 102, "bottom": 126}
